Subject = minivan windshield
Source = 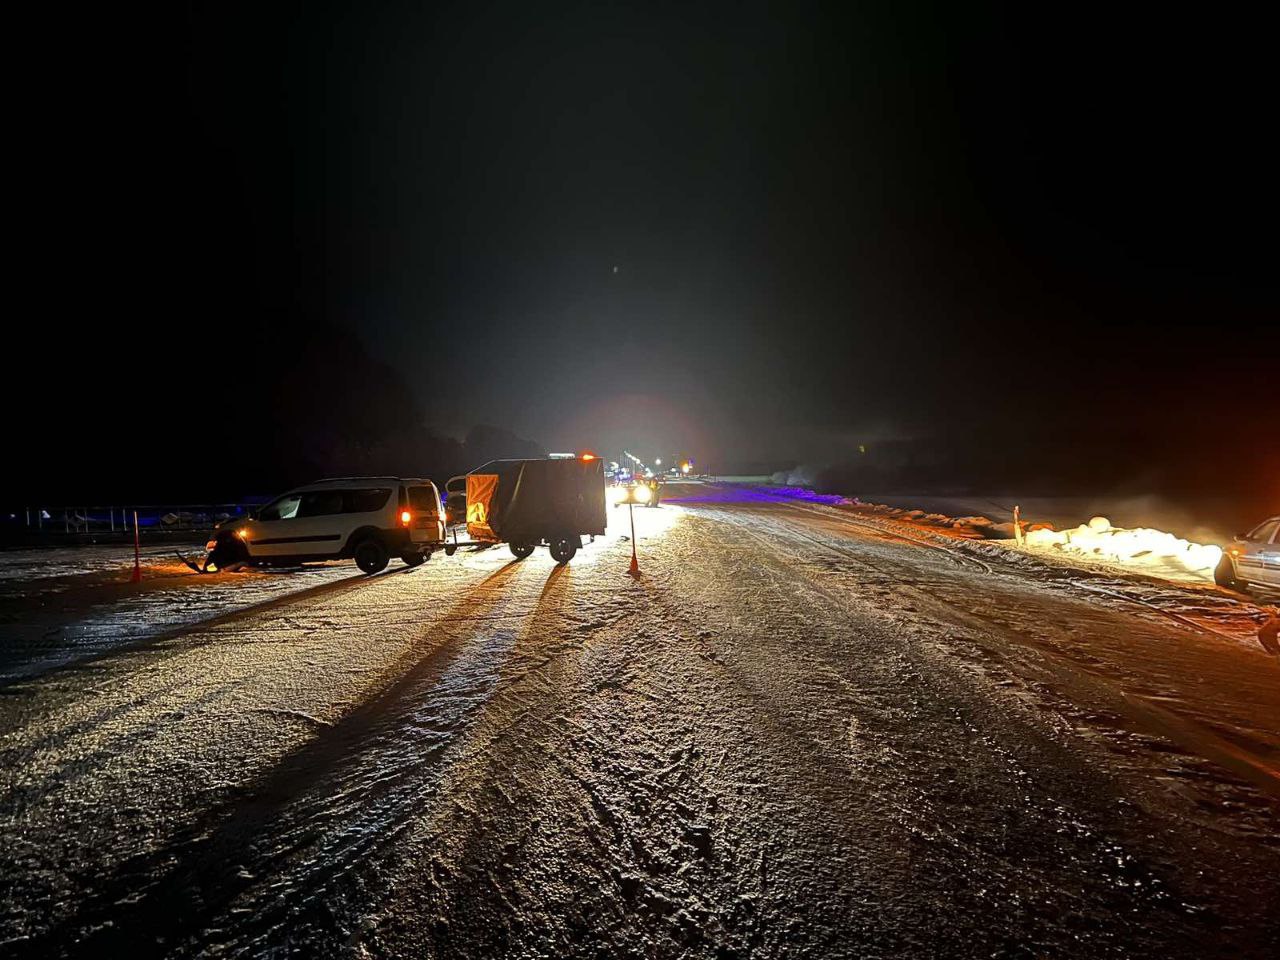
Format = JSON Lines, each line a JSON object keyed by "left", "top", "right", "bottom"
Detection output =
{"left": 258, "top": 493, "right": 301, "bottom": 521}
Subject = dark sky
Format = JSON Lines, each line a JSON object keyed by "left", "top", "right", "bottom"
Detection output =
{"left": 9, "top": 2, "right": 1277, "bottom": 500}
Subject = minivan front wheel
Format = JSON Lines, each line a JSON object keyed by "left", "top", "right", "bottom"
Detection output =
{"left": 207, "top": 539, "right": 248, "bottom": 572}
{"left": 1214, "top": 553, "right": 1244, "bottom": 591}
{"left": 354, "top": 538, "right": 390, "bottom": 574}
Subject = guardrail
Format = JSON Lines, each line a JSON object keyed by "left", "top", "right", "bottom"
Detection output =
{"left": 0, "top": 504, "right": 263, "bottom": 546}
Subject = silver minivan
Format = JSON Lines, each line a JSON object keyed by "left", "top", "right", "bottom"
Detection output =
{"left": 1215, "top": 516, "right": 1280, "bottom": 594}
{"left": 204, "top": 477, "right": 445, "bottom": 574}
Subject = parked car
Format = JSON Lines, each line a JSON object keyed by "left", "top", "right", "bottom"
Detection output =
{"left": 1215, "top": 516, "right": 1280, "bottom": 594}
{"left": 203, "top": 477, "right": 445, "bottom": 574}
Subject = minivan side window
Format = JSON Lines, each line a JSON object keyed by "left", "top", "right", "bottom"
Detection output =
{"left": 298, "top": 490, "right": 345, "bottom": 518}
{"left": 345, "top": 488, "right": 392, "bottom": 513}
{"left": 259, "top": 494, "right": 302, "bottom": 521}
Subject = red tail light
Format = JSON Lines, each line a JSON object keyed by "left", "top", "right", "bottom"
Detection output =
{"left": 400, "top": 510, "right": 412, "bottom": 526}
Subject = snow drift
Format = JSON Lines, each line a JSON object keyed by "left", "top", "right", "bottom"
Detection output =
{"left": 738, "top": 484, "right": 1226, "bottom": 586}
{"left": 1022, "top": 516, "right": 1223, "bottom": 583}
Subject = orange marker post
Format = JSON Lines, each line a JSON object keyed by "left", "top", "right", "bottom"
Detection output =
{"left": 130, "top": 509, "right": 142, "bottom": 583}
{"left": 628, "top": 500, "right": 639, "bottom": 575}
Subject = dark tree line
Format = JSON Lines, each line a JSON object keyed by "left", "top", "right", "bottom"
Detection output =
{"left": 5, "top": 321, "right": 541, "bottom": 505}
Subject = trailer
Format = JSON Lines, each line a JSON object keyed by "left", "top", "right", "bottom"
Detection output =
{"left": 444, "top": 455, "right": 607, "bottom": 563}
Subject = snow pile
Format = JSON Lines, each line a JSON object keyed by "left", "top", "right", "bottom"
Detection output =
{"left": 1023, "top": 516, "right": 1223, "bottom": 581}
{"left": 731, "top": 482, "right": 1227, "bottom": 585}
{"left": 759, "top": 486, "right": 856, "bottom": 506}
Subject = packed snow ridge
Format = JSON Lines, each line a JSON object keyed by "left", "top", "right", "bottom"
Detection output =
{"left": 749, "top": 485, "right": 1224, "bottom": 584}
{"left": 1022, "top": 516, "right": 1222, "bottom": 582}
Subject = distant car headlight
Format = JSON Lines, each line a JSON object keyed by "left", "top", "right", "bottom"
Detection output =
{"left": 632, "top": 484, "right": 651, "bottom": 504}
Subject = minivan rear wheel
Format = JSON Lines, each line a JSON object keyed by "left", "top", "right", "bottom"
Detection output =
{"left": 354, "top": 538, "right": 390, "bottom": 574}
{"left": 401, "top": 550, "right": 427, "bottom": 568}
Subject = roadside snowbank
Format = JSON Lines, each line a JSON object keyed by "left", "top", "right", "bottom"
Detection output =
{"left": 1023, "top": 516, "right": 1222, "bottom": 583}
{"left": 742, "top": 484, "right": 1225, "bottom": 585}
{"left": 758, "top": 485, "right": 855, "bottom": 506}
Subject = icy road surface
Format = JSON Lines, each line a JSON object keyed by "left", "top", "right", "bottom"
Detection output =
{"left": 1, "top": 483, "right": 1277, "bottom": 958}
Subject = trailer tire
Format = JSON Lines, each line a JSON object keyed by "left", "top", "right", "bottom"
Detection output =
{"left": 510, "top": 542, "right": 535, "bottom": 560}
{"left": 549, "top": 537, "right": 577, "bottom": 564}
{"left": 354, "top": 538, "right": 390, "bottom": 574}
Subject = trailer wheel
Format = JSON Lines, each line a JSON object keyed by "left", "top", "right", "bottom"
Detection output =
{"left": 510, "top": 542, "right": 535, "bottom": 560}
{"left": 549, "top": 537, "right": 577, "bottom": 564}
{"left": 354, "top": 538, "right": 390, "bottom": 574}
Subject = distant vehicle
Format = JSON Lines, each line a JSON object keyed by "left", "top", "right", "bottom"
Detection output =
{"left": 202, "top": 478, "right": 445, "bottom": 574}
{"left": 1215, "top": 516, "right": 1280, "bottom": 594}
{"left": 459, "top": 455, "right": 606, "bottom": 563}
{"left": 609, "top": 475, "right": 662, "bottom": 508}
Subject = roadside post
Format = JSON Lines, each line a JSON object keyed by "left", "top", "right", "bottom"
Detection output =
{"left": 1260, "top": 608, "right": 1279, "bottom": 657}
{"left": 628, "top": 499, "right": 639, "bottom": 575}
{"left": 130, "top": 510, "right": 142, "bottom": 583}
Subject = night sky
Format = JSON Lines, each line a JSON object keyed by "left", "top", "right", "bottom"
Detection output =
{"left": 8, "top": 2, "right": 1277, "bottom": 504}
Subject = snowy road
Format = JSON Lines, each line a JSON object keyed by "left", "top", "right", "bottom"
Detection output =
{"left": 1, "top": 483, "right": 1277, "bottom": 957}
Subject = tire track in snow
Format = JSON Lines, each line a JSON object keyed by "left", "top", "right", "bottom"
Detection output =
{"left": 31, "top": 560, "right": 539, "bottom": 957}
{"left": 699, "top": 502, "right": 1280, "bottom": 803}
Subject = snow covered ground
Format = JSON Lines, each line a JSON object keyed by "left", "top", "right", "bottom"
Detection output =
{"left": 0, "top": 545, "right": 360, "bottom": 683}
{"left": 1, "top": 483, "right": 1276, "bottom": 957}
{"left": 739, "top": 484, "right": 1278, "bottom": 595}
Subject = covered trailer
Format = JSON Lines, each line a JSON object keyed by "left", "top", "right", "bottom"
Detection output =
{"left": 464, "top": 456, "right": 606, "bottom": 563}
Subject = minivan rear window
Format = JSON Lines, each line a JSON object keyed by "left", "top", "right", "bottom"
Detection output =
{"left": 345, "top": 488, "right": 392, "bottom": 513}
{"left": 408, "top": 487, "right": 439, "bottom": 512}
